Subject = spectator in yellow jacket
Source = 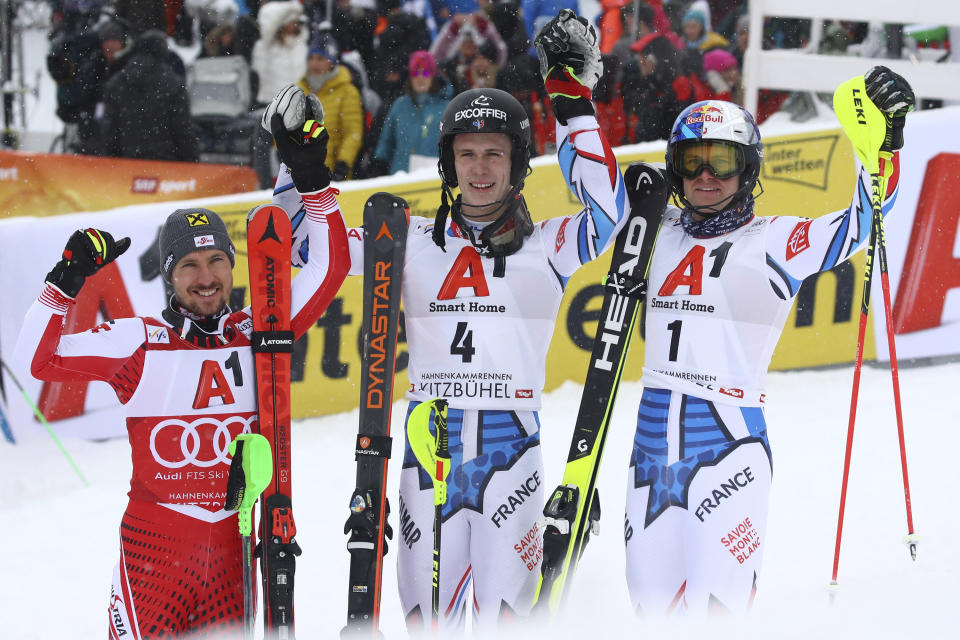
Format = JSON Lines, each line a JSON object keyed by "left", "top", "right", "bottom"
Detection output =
{"left": 297, "top": 31, "right": 364, "bottom": 181}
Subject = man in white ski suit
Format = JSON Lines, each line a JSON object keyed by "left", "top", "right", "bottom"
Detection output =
{"left": 624, "top": 67, "right": 915, "bottom": 615}
{"left": 275, "top": 10, "right": 627, "bottom": 630}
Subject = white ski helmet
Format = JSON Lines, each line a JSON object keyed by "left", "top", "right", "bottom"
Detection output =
{"left": 665, "top": 100, "right": 764, "bottom": 214}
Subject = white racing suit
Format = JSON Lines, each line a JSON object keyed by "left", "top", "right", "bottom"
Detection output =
{"left": 625, "top": 153, "right": 901, "bottom": 615}
{"left": 276, "top": 114, "right": 628, "bottom": 628}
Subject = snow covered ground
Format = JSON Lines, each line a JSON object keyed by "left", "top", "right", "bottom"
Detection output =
{"left": 1, "top": 360, "right": 957, "bottom": 639}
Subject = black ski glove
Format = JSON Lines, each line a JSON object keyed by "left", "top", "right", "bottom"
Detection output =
{"left": 271, "top": 113, "right": 332, "bottom": 193}
{"left": 331, "top": 160, "right": 350, "bottom": 182}
{"left": 46, "top": 228, "right": 131, "bottom": 298}
{"left": 864, "top": 65, "right": 915, "bottom": 152}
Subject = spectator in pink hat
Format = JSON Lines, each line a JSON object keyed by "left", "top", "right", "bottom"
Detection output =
{"left": 373, "top": 50, "right": 454, "bottom": 174}
{"left": 702, "top": 47, "right": 741, "bottom": 104}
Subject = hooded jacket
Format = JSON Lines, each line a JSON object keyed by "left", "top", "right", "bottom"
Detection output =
{"left": 251, "top": 1, "right": 308, "bottom": 104}
{"left": 102, "top": 30, "right": 199, "bottom": 162}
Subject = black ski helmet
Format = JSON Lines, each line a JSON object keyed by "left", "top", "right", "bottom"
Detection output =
{"left": 432, "top": 88, "right": 535, "bottom": 257}
{"left": 437, "top": 88, "right": 532, "bottom": 191}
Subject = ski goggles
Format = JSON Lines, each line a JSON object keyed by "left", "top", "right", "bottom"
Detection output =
{"left": 673, "top": 140, "right": 746, "bottom": 180}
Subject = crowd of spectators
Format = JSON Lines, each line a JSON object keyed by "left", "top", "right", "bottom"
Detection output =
{"left": 44, "top": 0, "right": 898, "bottom": 185}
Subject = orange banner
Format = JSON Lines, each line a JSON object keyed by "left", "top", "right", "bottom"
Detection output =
{"left": 0, "top": 151, "right": 259, "bottom": 218}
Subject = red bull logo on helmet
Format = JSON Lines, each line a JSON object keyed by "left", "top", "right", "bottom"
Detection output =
{"left": 685, "top": 104, "right": 724, "bottom": 126}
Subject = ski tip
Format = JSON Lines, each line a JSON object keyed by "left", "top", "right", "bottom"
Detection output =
{"left": 366, "top": 191, "right": 409, "bottom": 209}
{"left": 247, "top": 204, "right": 288, "bottom": 224}
{"left": 247, "top": 204, "right": 287, "bottom": 224}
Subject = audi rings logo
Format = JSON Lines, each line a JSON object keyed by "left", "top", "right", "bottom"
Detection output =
{"left": 149, "top": 416, "right": 254, "bottom": 468}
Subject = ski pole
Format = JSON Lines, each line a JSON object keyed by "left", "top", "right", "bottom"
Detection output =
{"left": 407, "top": 398, "right": 451, "bottom": 633}
{"left": 0, "top": 360, "right": 14, "bottom": 443}
{"left": 862, "top": 118, "right": 918, "bottom": 565}
{"left": 226, "top": 433, "right": 274, "bottom": 640}
{"left": 830, "top": 77, "right": 918, "bottom": 591}
{"left": 0, "top": 357, "right": 87, "bottom": 486}
{"left": 0, "top": 397, "right": 13, "bottom": 444}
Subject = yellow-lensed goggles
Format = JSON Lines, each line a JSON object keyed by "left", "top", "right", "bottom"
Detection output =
{"left": 674, "top": 140, "right": 745, "bottom": 180}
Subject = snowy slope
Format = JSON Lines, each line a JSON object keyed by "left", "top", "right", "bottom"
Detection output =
{"left": 1, "top": 361, "right": 957, "bottom": 639}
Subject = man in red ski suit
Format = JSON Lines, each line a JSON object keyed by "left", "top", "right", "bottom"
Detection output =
{"left": 15, "top": 122, "right": 348, "bottom": 637}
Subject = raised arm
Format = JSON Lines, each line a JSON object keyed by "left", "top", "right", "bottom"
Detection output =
{"left": 15, "top": 229, "right": 143, "bottom": 386}
{"left": 765, "top": 66, "right": 915, "bottom": 297}
{"left": 533, "top": 10, "right": 628, "bottom": 278}
{"left": 765, "top": 154, "right": 899, "bottom": 298}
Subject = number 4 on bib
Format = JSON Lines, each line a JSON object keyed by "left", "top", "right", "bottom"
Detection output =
{"left": 534, "top": 162, "right": 668, "bottom": 615}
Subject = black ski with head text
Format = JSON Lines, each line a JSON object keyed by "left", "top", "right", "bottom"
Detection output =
{"left": 247, "top": 204, "right": 300, "bottom": 638}
{"left": 342, "top": 192, "right": 409, "bottom": 637}
{"left": 534, "top": 162, "right": 669, "bottom": 615}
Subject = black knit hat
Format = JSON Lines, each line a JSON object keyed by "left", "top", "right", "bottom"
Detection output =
{"left": 159, "top": 208, "right": 235, "bottom": 281}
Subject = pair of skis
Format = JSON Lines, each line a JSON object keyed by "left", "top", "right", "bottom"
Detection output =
{"left": 240, "top": 194, "right": 411, "bottom": 639}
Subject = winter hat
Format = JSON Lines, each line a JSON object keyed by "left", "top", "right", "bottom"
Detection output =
{"left": 308, "top": 30, "right": 340, "bottom": 63}
{"left": 98, "top": 20, "right": 127, "bottom": 43}
{"left": 703, "top": 48, "right": 737, "bottom": 73}
{"left": 409, "top": 50, "right": 436, "bottom": 77}
{"left": 683, "top": 8, "right": 706, "bottom": 29}
{"left": 159, "top": 208, "right": 235, "bottom": 281}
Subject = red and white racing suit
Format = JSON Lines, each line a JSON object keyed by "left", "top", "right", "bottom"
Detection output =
{"left": 14, "top": 190, "right": 348, "bottom": 638}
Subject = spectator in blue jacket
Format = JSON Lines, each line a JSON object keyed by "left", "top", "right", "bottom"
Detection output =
{"left": 374, "top": 50, "right": 453, "bottom": 174}
{"left": 522, "top": 0, "right": 579, "bottom": 41}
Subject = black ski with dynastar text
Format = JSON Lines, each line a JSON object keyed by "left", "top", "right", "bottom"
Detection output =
{"left": 247, "top": 204, "right": 300, "bottom": 638}
{"left": 342, "top": 192, "right": 409, "bottom": 637}
{"left": 534, "top": 162, "right": 668, "bottom": 615}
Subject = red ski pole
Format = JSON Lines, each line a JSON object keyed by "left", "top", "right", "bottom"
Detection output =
{"left": 829, "top": 76, "right": 918, "bottom": 592}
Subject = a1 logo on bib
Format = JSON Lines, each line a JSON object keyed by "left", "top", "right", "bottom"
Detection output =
{"left": 437, "top": 247, "right": 490, "bottom": 300}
